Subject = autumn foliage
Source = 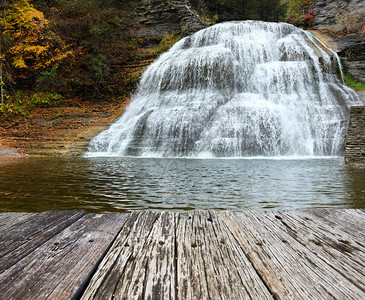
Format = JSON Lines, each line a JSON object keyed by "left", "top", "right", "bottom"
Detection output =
{"left": 0, "top": 0, "right": 322, "bottom": 121}
{"left": 285, "top": 0, "right": 314, "bottom": 27}
{"left": 0, "top": 0, "right": 168, "bottom": 119}
{"left": 2, "top": 0, "right": 72, "bottom": 80}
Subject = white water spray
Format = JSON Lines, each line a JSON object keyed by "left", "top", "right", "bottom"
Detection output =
{"left": 87, "top": 21, "right": 361, "bottom": 158}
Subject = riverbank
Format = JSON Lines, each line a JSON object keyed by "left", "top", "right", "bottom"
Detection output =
{"left": 1, "top": 92, "right": 364, "bottom": 160}
{"left": 0, "top": 99, "right": 129, "bottom": 157}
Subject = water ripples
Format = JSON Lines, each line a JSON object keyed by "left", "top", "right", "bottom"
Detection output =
{"left": 0, "top": 157, "right": 364, "bottom": 213}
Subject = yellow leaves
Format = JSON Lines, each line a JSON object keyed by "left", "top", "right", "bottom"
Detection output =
{"left": 4, "top": 0, "right": 49, "bottom": 71}
{"left": 24, "top": 7, "right": 48, "bottom": 27}
{"left": 13, "top": 57, "right": 27, "bottom": 68}
{"left": 11, "top": 44, "right": 49, "bottom": 55}
{"left": 3, "top": 0, "right": 73, "bottom": 76}
{"left": 9, "top": 43, "right": 50, "bottom": 71}
{"left": 45, "top": 50, "right": 74, "bottom": 67}
{"left": 24, "top": 45, "right": 49, "bottom": 56}
{"left": 5, "top": 0, "right": 47, "bottom": 34}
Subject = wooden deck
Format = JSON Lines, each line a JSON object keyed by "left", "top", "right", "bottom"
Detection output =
{"left": 0, "top": 209, "right": 364, "bottom": 299}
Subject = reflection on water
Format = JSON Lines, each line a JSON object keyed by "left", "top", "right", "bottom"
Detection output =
{"left": 0, "top": 157, "right": 364, "bottom": 213}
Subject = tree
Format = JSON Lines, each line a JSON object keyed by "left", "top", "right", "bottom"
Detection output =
{"left": 1, "top": 30, "right": 3, "bottom": 104}
{"left": 1, "top": 0, "right": 7, "bottom": 104}
{"left": 2, "top": 0, "right": 72, "bottom": 81}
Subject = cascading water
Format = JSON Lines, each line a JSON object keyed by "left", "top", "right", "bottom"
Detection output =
{"left": 87, "top": 21, "right": 362, "bottom": 158}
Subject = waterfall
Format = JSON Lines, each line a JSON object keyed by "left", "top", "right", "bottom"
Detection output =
{"left": 86, "top": 21, "right": 362, "bottom": 158}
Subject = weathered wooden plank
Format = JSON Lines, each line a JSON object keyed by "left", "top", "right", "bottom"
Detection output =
{"left": 176, "top": 213, "right": 209, "bottom": 299}
{"left": 267, "top": 210, "right": 365, "bottom": 291}
{"left": 176, "top": 211, "right": 274, "bottom": 300}
{"left": 295, "top": 209, "right": 365, "bottom": 241}
{"left": 219, "top": 211, "right": 365, "bottom": 299}
{"left": 0, "top": 213, "right": 129, "bottom": 300}
{"left": 81, "top": 211, "right": 177, "bottom": 300}
{"left": 0, "top": 212, "right": 35, "bottom": 230}
{"left": 274, "top": 210, "right": 365, "bottom": 255}
{"left": 0, "top": 210, "right": 86, "bottom": 273}
{"left": 0, "top": 209, "right": 364, "bottom": 300}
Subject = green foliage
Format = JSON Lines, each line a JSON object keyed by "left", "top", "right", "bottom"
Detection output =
{"left": 285, "top": 0, "right": 313, "bottom": 27}
{"left": 32, "top": 0, "right": 140, "bottom": 99}
{"left": 343, "top": 74, "right": 365, "bottom": 91}
{"left": 91, "top": 55, "right": 107, "bottom": 77}
{"left": 0, "top": 91, "right": 62, "bottom": 118}
{"left": 156, "top": 34, "right": 181, "bottom": 54}
{"left": 31, "top": 92, "right": 62, "bottom": 107}
{"left": 36, "top": 68, "right": 59, "bottom": 92}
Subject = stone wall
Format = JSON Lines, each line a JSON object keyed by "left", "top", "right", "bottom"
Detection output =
{"left": 345, "top": 106, "right": 365, "bottom": 165}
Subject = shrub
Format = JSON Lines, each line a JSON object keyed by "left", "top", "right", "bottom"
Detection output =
{"left": 31, "top": 92, "right": 62, "bottom": 107}
{"left": 36, "top": 68, "right": 59, "bottom": 92}
{"left": 0, "top": 91, "right": 62, "bottom": 118}
{"left": 285, "top": 0, "right": 313, "bottom": 27}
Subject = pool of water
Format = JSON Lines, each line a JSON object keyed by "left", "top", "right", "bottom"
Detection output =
{"left": 0, "top": 157, "right": 364, "bottom": 213}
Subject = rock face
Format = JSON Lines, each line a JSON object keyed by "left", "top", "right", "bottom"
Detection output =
{"left": 134, "top": 0, "right": 365, "bottom": 84}
{"left": 335, "top": 34, "right": 365, "bottom": 83}
{"left": 345, "top": 106, "right": 365, "bottom": 165}
{"left": 312, "top": 0, "right": 365, "bottom": 83}
{"left": 312, "top": 0, "right": 365, "bottom": 31}
{"left": 135, "top": 0, "right": 207, "bottom": 39}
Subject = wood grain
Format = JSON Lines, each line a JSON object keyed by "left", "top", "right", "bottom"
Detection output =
{"left": 273, "top": 210, "right": 365, "bottom": 290}
{"left": 176, "top": 211, "right": 274, "bottom": 300}
{"left": 0, "top": 210, "right": 86, "bottom": 273}
{"left": 293, "top": 209, "right": 365, "bottom": 240}
{"left": 219, "top": 211, "right": 365, "bottom": 299}
{"left": 0, "top": 210, "right": 364, "bottom": 300}
{"left": 81, "top": 211, "right": 177, "bottom": 300}
{"left": 0, "top": 213, "right": 128, "bottom": 300}
{"left": 0, "top": 212, "right": 34, "bottom": 230}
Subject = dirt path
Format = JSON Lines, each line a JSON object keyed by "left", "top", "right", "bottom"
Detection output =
{"left": 0, "top": 99, "right": 129, "bottom": 157}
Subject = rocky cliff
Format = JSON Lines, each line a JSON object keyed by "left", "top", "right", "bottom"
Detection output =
{"left": 334, "top": 34, "right": 365, "bottom": 83}
{"left": 312, "top": 0, "right": 365, "bottom": 83}
{"left": 312, "top": 0, "right": 365, "bottom": 31}
{"left": 135, "top": 0, "right": 207, "bottom": 40}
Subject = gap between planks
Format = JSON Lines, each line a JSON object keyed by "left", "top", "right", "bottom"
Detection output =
{"left": 0, "top": 209, "right": 364, "bottom": 300}
{"left": 82, "top": 209, "right": 365, "bottom": 300}
{"left": 0, "top": 211, "right": 129, "bottom": 300}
